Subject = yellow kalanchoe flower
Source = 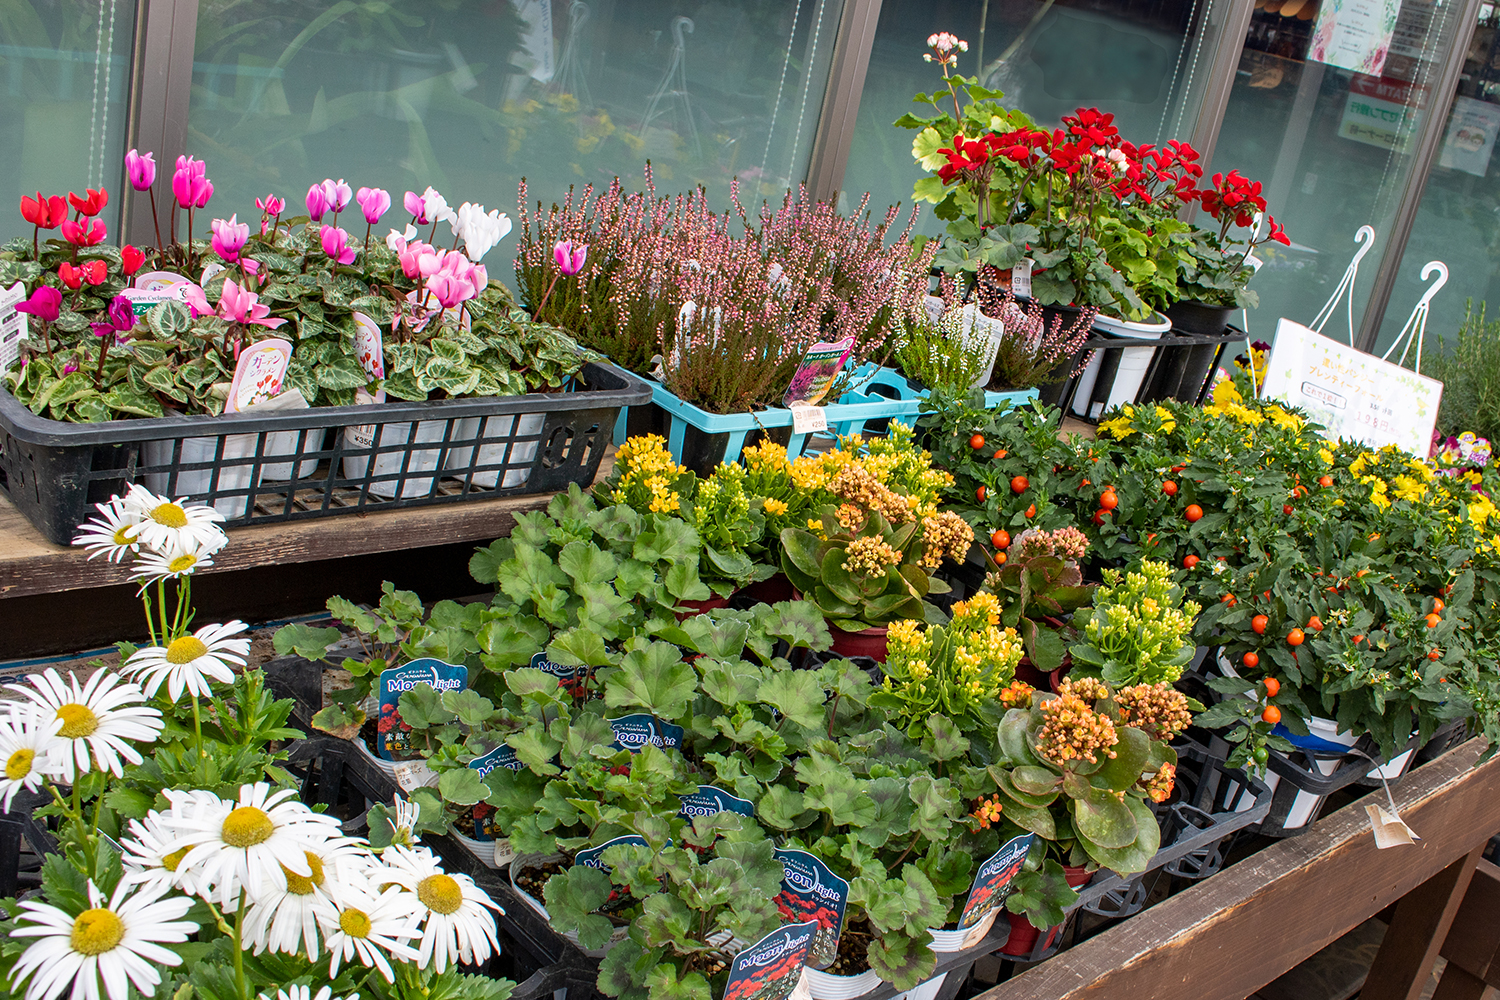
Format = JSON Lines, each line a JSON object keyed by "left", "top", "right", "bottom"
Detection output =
{"left": 762, "top": 498, "right": 788, "bottom": 516}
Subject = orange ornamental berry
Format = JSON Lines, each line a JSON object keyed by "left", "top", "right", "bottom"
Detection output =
{"left": 1318, "top": 475, "right": 1333, "bottom": 488}
{"left": 1011, "top": 475, "right": 1029, "bottom": 494}
{"left": 1162, "top": 480, "right": 1178, "bottom": 496}
{"left": 1222, "top": 593, "right": 1237, "bottom": 606}
{"left": 1426, "top": 613, "right": 1441, "bottom": 628}
{"left": 1025, "top": 503, "right": 1037, "bottom": 518}
{"left": 1183, "top": 555, "right": 1199, "bottom": 569}
{"left": 1263, "top": 677, "right": 1280, "bottom": 697}
{"left": 1432, "top": 597, "right": 1445, "bottom": 613}
{"left": 1262, "top": 705, "right": 1282, "bottom": 724}
{"left": 976, "top": 486, "right": 987, "bottom": 502}
{"left": 1307, "top": 616, "right": 1323, "bottom": 631}
{"left": 1351, "top": 634, "right": 1365, "bottom": 645}
{"left": 1428, "top": 648, "right": 1441, "bottom": 661}
{"left": 1100, "top": 491, "right": 1119, "bottom": 511}
{"left": 970, "top": 434, "right": 986, "bottom": 450}
{"left": 991, "top": 529, "right": 1011, "bottom": 550}
{"left": 996, "top": 552, "right": 1007, "bottom": 565}
{"left": 1093, "top": 509, "right": 1106, "bottom": 525}
{"left": 1242, "top": 651, "right": 1259, "bottom": 668}
{"left": 1185, "top": 504, "right": 1203, "bottom": 522}
{"left": 1283, "top": 504, "right": 1295, "bottom": 516}
{"left": 1252, "top": 615, "right": 1269, "bottom": 635}
{"left": 1287, "top": 628, "right": 1305, "bottom": 646}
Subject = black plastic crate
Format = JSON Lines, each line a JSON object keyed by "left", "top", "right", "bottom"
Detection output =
{"left": 0, "top": 361, "right": 650, "bottom": 543}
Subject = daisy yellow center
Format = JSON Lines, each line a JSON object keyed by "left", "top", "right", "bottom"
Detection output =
{"left": 162, "top": 847, "right": 189, "bottom": 872}
{"left": 339, "top": 907, "right": 372, "bottom": 939}
{"left": 111, "top": 526, "right": 134, "bottom": 546}
{"left": 5, "top": 748, "right": 34, "bottom": 780}
{"left": 168, "top": 554, "right": 198, "bottom": 574}
{"left": 221, "top": 805, "right": 275, "bottom": 847}
{"left": 149, "top": 503, "right": 189, "bottom": 528}
{"left": 71, "top": 908, "right": 124, "bottom": 956}
{"left": 417, "top": 874, "right": 464, "bottom": 915}
{"left": 282, "top": 852, "right": 326, "bottom": 894}
{"left": 166, "top": 636, "right": 208, "bottom": 664}
{"left": 56, "top": 703, "right": 99, "bottom": 739}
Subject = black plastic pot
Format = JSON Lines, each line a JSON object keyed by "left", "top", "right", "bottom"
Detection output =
{"left": 1166, "top": 300, "right": 1236, "bottom": 336}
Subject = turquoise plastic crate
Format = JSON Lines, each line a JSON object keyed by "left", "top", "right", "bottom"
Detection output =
{"left": 611, "top": 365, "right": 1037, "bottom": 467}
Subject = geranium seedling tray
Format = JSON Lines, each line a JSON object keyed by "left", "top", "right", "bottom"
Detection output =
{"left": 0, "top": 361, "right": 650, "bottom": 544}
{"left": 611, "top": 365, "right": 1037, "bottom": 470}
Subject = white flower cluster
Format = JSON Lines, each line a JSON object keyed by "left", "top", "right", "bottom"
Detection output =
{"left": 71, "top": 486, "right": 228, "bottom": 584}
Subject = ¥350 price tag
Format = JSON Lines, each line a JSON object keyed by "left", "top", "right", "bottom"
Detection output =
{"left": 791, "top": 405, "right": 827, "bottom": 436}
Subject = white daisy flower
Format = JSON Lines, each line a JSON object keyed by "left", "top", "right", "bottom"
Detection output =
{"left": 128, "top": 540, "right": 218, "bottom": 585}
{"left": 0, "top": 704, "right": 66, "bottom": 811}
{"left": 118, "top": 794, "right": 222, "bottom": 898}
{"left": 124, "top": 620, "right": 250, "bottom": 703}
{"left": 70, "top": 500, "right": 145, "bottom": 563}
{"left": 378, "top": 845, "right": 502, "bottom": 972}
{"left": 260, "top": 985, "right": 357, "bottom": 1000}
{"left": 388, "top": 795, "right": 422, "bottom": 849}
{"left": 122, "top": 485, "right": 227, "bottom": 556}
{"left": 7, "top": 670, "right": 163, "bottom": 782}
{"left": 242, "top": 836, "right": 374, "bottom": 959}
{"left": 161, "top": 782, "right": 342, "bottom": 908}
{"left": 314, "top": 880, "right": 423, "bottom": 982}
{"left": 9, "top": 878, "right": 197, "bottom": 1000}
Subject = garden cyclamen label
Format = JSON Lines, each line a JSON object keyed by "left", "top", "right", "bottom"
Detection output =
{"left": 957, "top": 833, "right": 1034, "bottom": 934}
{"left": 375, "top": 658, "right": 468, "bottom": 761}
{"left": 678, "top": 785, "right": 755, "bottom": 820}
{"left": 773, "top": 849, "right": 849, "bottom": 970}
{"left": 608, "top": 714, "right": 685, "bottom": 753}
{"left": 721, "top": 919, "right": 818, "bottom": 1000}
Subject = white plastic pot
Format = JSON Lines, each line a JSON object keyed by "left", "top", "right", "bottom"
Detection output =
{"left": 259, "top": 428, "right": 324, "bottom": 481}
{"left": 443, "top": 413, "right": 545, "bottom": 488}
{"left": 1070, "top": 311, "right": 1170, "bottom": 419}
{"left": 921, "top": 295, "right": 1005, "bottom": 389}
{"left": 341, "top": 418, "right": 451, "bottom": 499}
{"left": 804, "top": 967, "right": 883, "bottom": 1000}
{"left": 448, "top": 826, "right": 512, "bottom": 869}
{"left": 354, "top": 736, "right": 400, "bottom": 781}
{"left": 143, "top": 434, "right": 258, "bottom": 518}
{"left": 927, "top": 910, "right": 1001, "bottom": 952}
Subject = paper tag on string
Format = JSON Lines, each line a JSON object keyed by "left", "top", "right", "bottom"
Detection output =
{"left": 783, "top": 336, "right": 855, "bottom": 408}
{"left": 0, "top": 281, "right": 27, "bottom": 373}
{"left": 791, "top": 405, "right": 827, "bottom": 436}
{"left": 393, "top": 759, "right": 440, "bottom": 792}
{"left": 1366, "top": 803, "right": 1420, "bottom": 848}
{"left": 1011, "top": 259, "right": 1033, "bottom": 299}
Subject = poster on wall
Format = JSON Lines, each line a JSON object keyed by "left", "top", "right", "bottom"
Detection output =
{"left": 1339, "top": 75, "right": 1420, "bottom": 152}
{"left": 1261, "top": 318, "right": 1442, "bottom": 456}
{"left": 1438, "top": 96, "right": 1500, "bottom": 177}
{"left": 1309, "top": 0, "right": 1402, "bottom": 76}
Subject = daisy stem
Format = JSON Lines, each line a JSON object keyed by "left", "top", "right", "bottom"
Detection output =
{"left": 190, "top": 693, "right": 203, "bottom": 759}
{"left": 140, "top": 589, "right": 159, "bottom": 648}
{"left": 201, "top": 897, "right": 233, "bottom": 935}
{"left": 158, "top": 578, "right": 171, "bottom": 645}
{"left": 232, "top": 893, "right": 248, "bottom": 1000}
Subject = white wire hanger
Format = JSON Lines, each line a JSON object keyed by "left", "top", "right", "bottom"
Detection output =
{"left": 550, "top": 2, "right": 593, "bottom": 109}
{"left": 1308, "top": 225, "right": 1376, "bottom": 346}
{"left": 639, "top": 17, "right": 700, "bottom": 157}
{"left": 1381, "top": 261, "right": 1448, "bottom": 375}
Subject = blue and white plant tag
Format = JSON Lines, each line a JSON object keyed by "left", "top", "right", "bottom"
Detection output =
{"left": 375, "top": 658, "right": 468, "bottom": 761}
{"left": 0, "top": 282, "right": 26, "bottom": 373}
{"left": 678, "top": 785, "right": 756, "bottom": 821}
{"left": 956, "top": 833, "right": 1034, "bottom": 941}
{"left": 721, "top": 920, "right": 819, "bottom": 1000}
{"left": 531, "top": 650, "right": 594, "bottom": 697}
{"left": 573, "top": 834, "right": 650, "bottom": 875}
{"left": 465, "top": 743, "right": 525, "bottom": 860}
{"left": 773, "top": 849, "right": 849, "bottom": 970}
{"left": 608, "top": 714, "right": 685, "bottom": 753}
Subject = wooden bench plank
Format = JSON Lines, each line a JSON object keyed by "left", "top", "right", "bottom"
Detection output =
{"left": 984, "top": 740, "right": 1500, "bottom": 1000}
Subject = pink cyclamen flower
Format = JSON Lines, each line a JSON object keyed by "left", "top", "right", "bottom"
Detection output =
{"left": 322, "top": 178, "right": 353, "bottom": 214}
{"left": 217, "top": 277, "right": 286, "bottom": 328}
{"left": 172, "top": 156, "right": 212, "bottom": 208}
{"left": 125, "top": 149, "right": 156, "bottom": 191}
{"left": 60, "top": 361, "right": 76, "bottom": 375}
{"left": 210, "top": 214, "right": 250, "bottom": 263}
{"left": 256, "top": 194, "right": 285, "bottom": 216}
{"left": 426, "top": 273, "right": 475, "bottom": 310}
{"left": 181, "top": 284, "right": 211, "bottom": 318}
{"left": 306, "top": 183, "right": 330, "bottom": 222}
{"left": 554, "top": 240, "right": 587, "bottom": 276}
{"left": 320, "top": 225, "right": 356, "bottom": 265}
{"left": 15, "top": 285, "right": 62, "bottom": 323}
{"left": 403, "top": 190, "right": 427, "bottom": 225}
{"left": 356, "top": 187, "right": 391, "bottom": 225}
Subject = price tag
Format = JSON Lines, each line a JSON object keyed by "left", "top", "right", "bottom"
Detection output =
{"left": 0, "top": 282, "right": 27, "bottom": 373}
{"left": 393, "top": 759, "right": 439, "bottom": 791}
{"left": 790, "top": 405, "right": 827, "bottom": 436}
{"left": 1011, "top": 259, "right": 1034, "bottom": 299}
{"left": 1366, "top": 803, "right": 1420, "bottom": 848}
{"left": 493, "top": 838, "right": 517, "bottom": 867}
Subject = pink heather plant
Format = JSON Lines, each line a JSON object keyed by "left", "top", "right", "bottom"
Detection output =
{"left": 979, "top": 284, "right": 1097, "bottom": 390}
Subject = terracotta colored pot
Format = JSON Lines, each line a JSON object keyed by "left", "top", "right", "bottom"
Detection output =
{"left": 740, "top": 573, "right": 795, "bottom": 605}
{"left": 673, "top": 596, "right": 731, "bottom": 621}
{"left": 999, "top": 865, "right": 1092, "bottom": 958}
{"left": 829, "top": 624, "right": 890, "bottom": 662}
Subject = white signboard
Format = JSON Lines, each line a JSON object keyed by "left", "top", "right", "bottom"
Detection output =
{"left": 1310, "top": 0, "right": 1402, "bottom": 76}
{"left": 1439, "top": 96, "right": 1500, "bottom": 178}
{"left": 1261, "top": 317, "right": 1442, "bottom": 456}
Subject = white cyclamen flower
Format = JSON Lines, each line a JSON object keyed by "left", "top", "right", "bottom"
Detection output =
{"left": 451, "top": 203, "right": 511, "bottom": 262}
{"left": 125, "top": 620, "right": 250, "bottom": 703}
{"left": 420, "top": 187, "right": 456, "bottom": 227}
{"left": 385, "top": 224, "right": 419, "bottom": 253}
{"left": 70, "top": 499, "right": 144, "bottom": 563}
{"left": 128, "top": 541, "right": 218, "bottom": 585}
{"left": 0, "top": 704, "right": 66, "bottom": 811}
{"left": 378, "top": 845, "right": 502, "bottom": 973}
{"left": 121, "top": 485, "right": 227, "bottom": 556}
{"left": 315, "top": 880, "right": 423, "bottom": 982}
{"left": 162, "top": 782, "right": 343, "bottom": 908}
{"left": 260, "top": 988, "right": 358, "bottom": 1000}
{"left": 10, "top": 878, "right": 197, "bottom": 1000}
{"left": 242, "top": 837, "right": 375, "bottom": 960}
{"left": 7, "top": 669, "right": 163, "bottom": 782}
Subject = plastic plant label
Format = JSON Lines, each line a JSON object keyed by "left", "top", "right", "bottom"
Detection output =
{"left": 392, "top": 759, "right": 439, "bottom": 792}
{"left": 789, "top": 405, "right": 827, "bottom": 436}
{"left": 608, "top": 714, "right": 685, "bottom": 753}
{"left": 678, "top": 785, "right": 756, "bottom": 821}
{"left": 1011, "top": 258, "right": 1034, "bottom": 299}
{"left": 133, "top": 270, "right": 189, "bottom": 291}
{"left": 466, "top": 803, "right": 502, "bottom": 843}
{"left": 1366, "top": 803, "right": 1421, "bottom": 848}
{"left": 493, "top": 838, "right": 517, "bottom": 867}
{"left": 530, "top": 650, "right": 595, "bottom": 698}
{"left": 574, "top": 834, "right": 650, "bottom": 874}
{"left": 783, "top": 336, "right": 855, "bottom": 408}
{"left": 0, "top": 281, "right": 26, "bottom": 373}
{"left": 957, "top": 833, "right": 1034, "bottom": 932}
{"left": 470, "top": 743, "right": 524, "bottom": 778}
{"left": 721, "top": 919, "right": 820, "bottom": 1000}
{"left": 224, "top": 337, "right": 292, "bottom": 413}
{"left": 773, "top": 849, "right": 849, "bottom": 970}
{"left": 352, "top": 310, "right": 385, "bottom": 381}
{"left": 375, "top": 658, "right": 469, "bottom": 761}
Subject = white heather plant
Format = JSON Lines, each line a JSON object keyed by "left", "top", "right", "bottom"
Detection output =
{"left": 0, "top": 492, "right": 513, "bottom": 1000}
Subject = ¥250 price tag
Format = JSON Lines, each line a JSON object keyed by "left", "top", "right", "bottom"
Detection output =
{"left": 791, "top": 405, "right": 827, "bottom": 436}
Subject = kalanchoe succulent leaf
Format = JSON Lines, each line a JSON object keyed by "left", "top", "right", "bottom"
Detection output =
{"left": 1075, "top": 796, "right": 1160, "bottom": 873}
{"left": 1089, "top": 725, "right": 1152, "bottom": 792}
